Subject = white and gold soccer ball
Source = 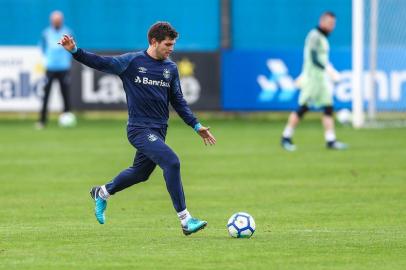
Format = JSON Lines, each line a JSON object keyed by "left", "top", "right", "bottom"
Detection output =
{"left": 336, "top": 109, "right": 352, "bottom": 125}
{"left": 58, "top": 112, "right": 77, "bottom": 128}
{"left": 227, "top": 212, "right": 256, "bottom": 238}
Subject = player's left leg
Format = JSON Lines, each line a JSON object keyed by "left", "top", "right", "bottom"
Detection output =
{"left": 322, "top": 106, "right": 348, "bottom": 150}
{"left": 132, "top": 127, "right": 207, "bottom": 235}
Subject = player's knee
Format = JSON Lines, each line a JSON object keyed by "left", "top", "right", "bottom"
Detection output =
{"left": 135, "top": 169, "right": 155, "bottom": 183}
{"left": 296, "top": 105, "right": 309, "bottom": 118}
{"left": 126, "top": 167, "right": 150, "bottom": 183}
{"left": 324, "top": 106, "right": 334, "bottom": 116}
{"left": 166, "top": 156, "right": 180, "bottom": 171}
{"left": 137, "top": 176, "right": 149, "bottom": 183}
{"left": 135, "top": 172, "right": 150, "bottom": 182}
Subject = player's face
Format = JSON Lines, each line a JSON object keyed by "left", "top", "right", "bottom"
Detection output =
{"left": 51, "top": 12, "right": 63, "bottom": 29}
{"left": 321, "top": 16, "right": 336, "bottom": 33}
{"left": 154, "top": 37, "right": 176, "bottom": 60}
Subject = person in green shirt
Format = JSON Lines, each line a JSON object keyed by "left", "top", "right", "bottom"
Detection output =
{"left": 281, "top": 11, "right": 347, "bottom": 151}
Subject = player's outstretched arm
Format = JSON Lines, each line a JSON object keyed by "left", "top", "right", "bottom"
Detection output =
{"left": 58, "top": 34, "right": 76, "bottom": 52}
{"left": 196, "top": 125, "right": 216, "bottom": 146}
{"left": 169, "top": 68, "right": 216, "bottom": 146}
{"left": 58, "top": 34, "right": 131, "bottom": 75}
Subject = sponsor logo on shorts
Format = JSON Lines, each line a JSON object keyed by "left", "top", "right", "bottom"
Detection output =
{"left": 147, "top": 134, "right": 158, "bottom": 142}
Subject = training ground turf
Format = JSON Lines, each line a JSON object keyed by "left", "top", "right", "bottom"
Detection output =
{"left": 0, "top": 116, "right": 405, "bottom": 269}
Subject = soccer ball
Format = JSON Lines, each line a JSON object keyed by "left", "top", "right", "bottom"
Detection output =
{"left": 58, "top": 112, "right": 77, "bottom": 128}
{"left": 336, "top": 109, "right": 352, "bottom": 125}
{"left": 227, "top": 212, "right": 255, "bottom": 238}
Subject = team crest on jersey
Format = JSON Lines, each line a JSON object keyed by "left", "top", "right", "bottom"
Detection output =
{"left": 138, "top": 67, "right": 147, "bottom": 73}
{"left": 147, "top": 134, "right": 158, "bottom": 142}
{"left": 163, "top": 69, "right": 170, "bottom": 79}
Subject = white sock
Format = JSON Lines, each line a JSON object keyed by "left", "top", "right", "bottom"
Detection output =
{"left": 177, "top": 209, "right": 192, "bottom": 227}
{"left": 282, "top": 126, "right": 294, "bottom": 138}
{"left": 325, "top": 130, "right": 336, "bottom": 142}
{"left": 98, "top": 185, "right": 111, "bottom": 200}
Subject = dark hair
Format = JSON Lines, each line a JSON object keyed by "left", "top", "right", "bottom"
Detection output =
{"left": 148, "top": 22, "right": 178, "bottom": 44}
{"left": 322, "top": 11, "right": 336, "bottom": 18}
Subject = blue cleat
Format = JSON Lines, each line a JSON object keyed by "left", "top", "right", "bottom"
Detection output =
{"left": 182, "top": 217, "right": 207, "bottom": 236}
{"left": 281, "top": 137, "right": 297, "bottom": 152}
{"left": 327, "top": 140, "right": 348, "bottom": 150}
{"left": 90, "top": 186, "right": 107, "bottom": 224}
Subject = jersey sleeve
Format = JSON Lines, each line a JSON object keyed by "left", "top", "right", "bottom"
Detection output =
{"left": 39, "top": 30, "right": 47, "bottom": 53}
{"left": 169, "top": 67, "right": 199, "bottom": 128}
{"left": 308, "top": 33, "right": 325, "bottom": 69}
{"left": 72, "top": 48, "right": 134, "bottom": 75}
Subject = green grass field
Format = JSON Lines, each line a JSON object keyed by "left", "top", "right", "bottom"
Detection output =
{"left": 0, "top": 115, "right": 405, "bottom": 269}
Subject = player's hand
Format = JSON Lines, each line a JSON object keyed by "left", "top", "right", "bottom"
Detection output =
{"left": 197, "top": 126, "right": 216, "bottom": 146}
{"left": 326, "top": 63, "right": 341, "bottom": 83}
{"left": 58, "top": 34, "right": 76, "bottom": 52}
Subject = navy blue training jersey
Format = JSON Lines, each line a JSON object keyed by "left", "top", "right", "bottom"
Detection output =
{"left": 72, "top": 49, "right": 198, "bottom": 128}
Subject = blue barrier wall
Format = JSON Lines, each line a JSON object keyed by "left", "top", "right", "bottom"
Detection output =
{"left": 0, "top": 0, "right": 350, "bottom": 50}
{"left": 0, "top": 0, "right": 351, "bottom": 50}
{"left": 222, "top": 49, "right": 406, "bottom": 111}
{"left": 232, "top": 0, "right": 351, "bottom": 50}
{"left": 0, "top": 0, "right": 220, "bottom": 51}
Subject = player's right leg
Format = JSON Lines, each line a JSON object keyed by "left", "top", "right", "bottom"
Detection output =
{"left": 281, "top": 105, "right": 308, "bottom": 151}
{"left": 57, "top": 71, "right": 71, "bottom": 113}
{"left": 90, "top": 186, "right": 107, "bottom": 224}
{"left": 106, "top": 152, "right": 156, "bottom": 194}
{"left": 37, "top": 71, "right": 54, "bottom": 129}
{"left": 90, "top": 151, "right": 156, "bottom": 224}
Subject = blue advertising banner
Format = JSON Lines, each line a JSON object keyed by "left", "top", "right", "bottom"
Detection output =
{"left": 222, "top": 49, "right": 406, "bottom": 111}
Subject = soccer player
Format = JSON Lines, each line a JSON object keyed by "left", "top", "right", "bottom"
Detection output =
{"left": 37, "top": 11, "right": 74, "bottom": 129}
{"left": 281, "top": 11, "right": 347, "bottom": 151}
{"left": 58, "top": 22, "right": 216, "bottom": 235}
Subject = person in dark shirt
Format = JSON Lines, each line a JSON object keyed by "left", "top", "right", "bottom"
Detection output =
{"left": 59, "top": 21, "right": 216, "bottom": 235}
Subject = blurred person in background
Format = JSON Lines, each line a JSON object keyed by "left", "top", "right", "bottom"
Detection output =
{"left": 280, "top": 11, "right": 347, "bottom": 151}
{"left": 58, "top": 22, "right": 216, "bottom": 235}
{"left": 37, "top": 10, "right": 74, "bottom": 129}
